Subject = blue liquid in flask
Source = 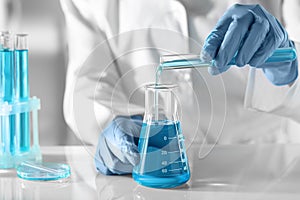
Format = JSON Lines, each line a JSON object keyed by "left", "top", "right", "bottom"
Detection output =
{"left": 133, "top": 120, "right": 190, "bottom": 188}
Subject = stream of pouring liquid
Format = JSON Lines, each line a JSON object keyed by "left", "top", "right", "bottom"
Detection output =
{"left": 154, "top": 65, "right": 163, "bottom": 121}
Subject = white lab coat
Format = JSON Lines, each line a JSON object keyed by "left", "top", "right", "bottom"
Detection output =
{"left": 60, "top": 0, "right": 300, "bottom": 146}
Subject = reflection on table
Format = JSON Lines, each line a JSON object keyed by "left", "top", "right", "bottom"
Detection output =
{"left": 1, "top": 144, "right": 300, "bottom": 199}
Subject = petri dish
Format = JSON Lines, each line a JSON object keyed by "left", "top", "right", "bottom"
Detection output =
{"left": 16, "top": 161, "right": 71, "bottom": 181}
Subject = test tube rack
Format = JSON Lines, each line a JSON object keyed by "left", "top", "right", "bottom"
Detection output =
{"left": 0, "top": 97, "right": 42, "bottom": 169}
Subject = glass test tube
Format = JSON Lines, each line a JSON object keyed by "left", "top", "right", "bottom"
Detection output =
{"left": 0, "top": 33, "right": 5, "bottom": 154}
{"left": 15, "top": 34, "right": 30, "bottom": 152}
{"left": 0, "top": 31, "right": 10, "bottom": 100}
{"left": 159, "top": 48, "right": 297, "bottom": 70}
{"left": 0, "top": 34, "right": 15, "bottom": 154}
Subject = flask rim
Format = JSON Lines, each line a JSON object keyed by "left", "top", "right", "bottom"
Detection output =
{"left": 145, "top": 83, "right": 178, "bottom": 90}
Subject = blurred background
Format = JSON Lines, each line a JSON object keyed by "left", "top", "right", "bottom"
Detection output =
{"left": 0, "top": 0, "right": 79, "bottom": 145}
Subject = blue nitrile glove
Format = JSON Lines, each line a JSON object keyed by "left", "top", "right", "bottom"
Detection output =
{"left": 95, "top": 115, "right": 143, "bottom": 175}
{"left": 201, "top": 4, "right": 298, "bottom": 86}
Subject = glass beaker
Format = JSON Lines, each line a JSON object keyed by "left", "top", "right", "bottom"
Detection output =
{"left": 132, "top": 84, "right": 190, "bottom": 188}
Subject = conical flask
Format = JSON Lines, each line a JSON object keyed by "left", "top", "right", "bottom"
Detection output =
{"left": 133, "top": 84, "right": 190, "bottom": 188}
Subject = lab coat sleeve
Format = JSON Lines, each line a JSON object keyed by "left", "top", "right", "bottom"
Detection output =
{"left": 244, "top": 0, "right": 300, "bottom": 123}
{"left": 245, "top": 52, "right": 300, "bottom": 122}
{"left": 60, "top": 0, "right": 143, "bottom": 145}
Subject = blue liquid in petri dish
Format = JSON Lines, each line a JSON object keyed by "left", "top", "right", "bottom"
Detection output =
{"left": 17, "top": 162, "right": 71, "bottom": 181}
{"left": 133, "top": 120, "right": 190, "bottom": 188}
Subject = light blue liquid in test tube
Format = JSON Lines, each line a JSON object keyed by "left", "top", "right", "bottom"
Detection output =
{"left": 0, "top": 33, "right": 5, "bottom": 153}
{"left": 15, "top": 34, "right": 30, "bottom": 152}
{"left": 0, "top": 34, "right": 15, "bottom": 154}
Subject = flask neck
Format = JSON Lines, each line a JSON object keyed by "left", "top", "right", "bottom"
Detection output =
{"left": 144, "top": 84, "right": 179, "bottom": 122}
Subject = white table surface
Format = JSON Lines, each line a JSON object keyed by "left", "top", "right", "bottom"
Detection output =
{"left": 1, "top": 144, "right": 300, "bottom": 200}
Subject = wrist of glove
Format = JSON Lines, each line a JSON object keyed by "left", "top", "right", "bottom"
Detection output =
{"left": 201, "top": 4, "right": 298, "bottom": 86}
{"left": 94, "top": 115, "right": 143, "bottom": 175}
{"left": 261, "top": 40, "right": 298, "bottom": 86}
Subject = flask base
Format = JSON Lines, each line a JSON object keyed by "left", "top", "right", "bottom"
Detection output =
{"left": 132, "top": 172, "right": 190, "bottom": 189}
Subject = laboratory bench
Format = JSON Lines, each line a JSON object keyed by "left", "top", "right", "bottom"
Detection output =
{"left": 1, "top": 144, "right": 300, "bottom": 200}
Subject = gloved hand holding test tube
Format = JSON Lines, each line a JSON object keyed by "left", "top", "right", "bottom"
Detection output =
{"left": 159, "top": 47, "right": 297, "bottom": 70}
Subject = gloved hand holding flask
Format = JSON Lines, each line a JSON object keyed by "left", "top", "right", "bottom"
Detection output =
{"left": 95, "top": 115, "right": 142, "bottom": 175}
